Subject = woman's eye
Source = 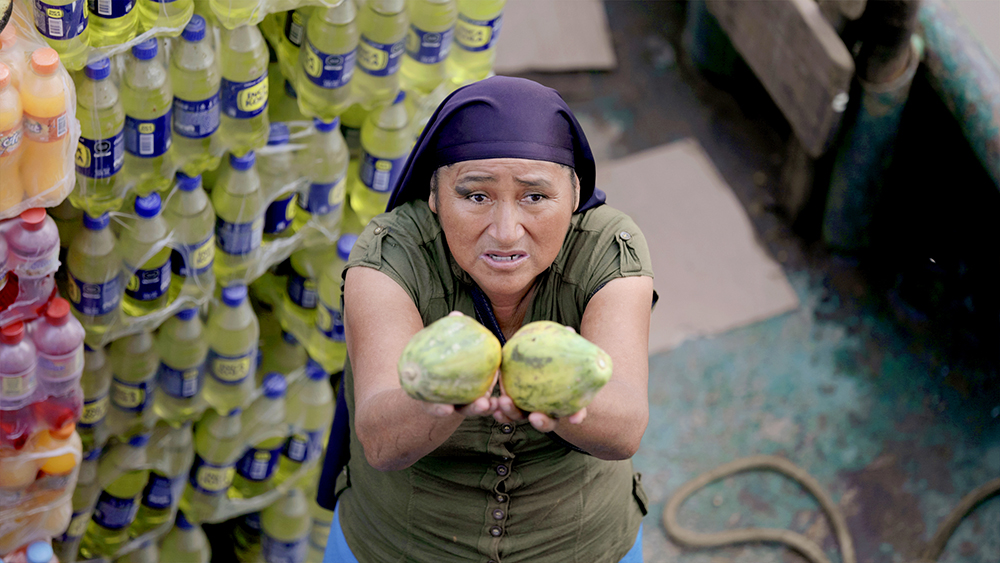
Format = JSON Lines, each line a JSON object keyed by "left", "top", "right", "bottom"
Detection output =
{"left": 469, "top": 193, "right": 488, "bottom": 203}
{"left": 525, "top": 193, "right": 546, "bottom": 203}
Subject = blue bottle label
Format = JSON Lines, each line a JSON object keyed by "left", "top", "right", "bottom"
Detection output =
{"left": 282, "top": 429, "right": 323, "bottom": 464}
{"left": 87, "top": 0, "right": 133, "bottom": 19}
{"left": 189, "top": 454, "right": 236, "bottom": 495}
{"left": 261, "top": 535, "right": 308, "bottom": 563}
{"left": 173, "top": 94, "right": 220, "bottom": 139}
{"left": 206, "top": 349, "right": 254, "bottom": 386}
{"left": 236, "top": 444, "right": 282, "bottom": 482}
{"left": 80, "top": 392, "right": 110, "bottom": 428}
{"left": 141, "top": 472, "right": 185, "bottom": 510}
{"left": 111, "top": 376, "right": 153, "bottom": 412}
{"left": 359, "top": 150, "right": 406, "bottom": 194}
{"left": 303, "top": 41, "right": 356, "bottom": 90}
{"left": 264, "top": 193, "right": 296, "bottom": 234}
{"left": 286, "top": 271, "right": 317, "bottom": 309}
{"left": 171, "top": 234, "right": 215, "bottom": 278}
{"left": 296, "top": 177, "right": 344, "bottom": 217}
{"left": 455, "top": 12, "right": 503, "bottom": 53}
{"left": 405, "top": 25, "right": 454, "bottom": 64}
{"left": 33, "top": 0, "right": 88, "bottom": 40}
{"left": 93, "top": 490, "right": 139, "bottom": 530}
{"left": 221, "top": 74, "right": 269, "bottom": 120}
{"left": 216, "top": 217, "right": 263, "bottom": 256}
{"left": 125, "top": 111, "right": 172, "bottom": 158}
{"left": 125, "top": 259, "right": 171, "bottom": 302}
{"left": 67, "top": 274, "right": 121, "bottom": 317}
{"left": 76, "top": 130, "right": 125, "bottom": 179}
{"left": 158, "top": 361, "right": 204, "bottom": 399}
{"left": 316, "top": 302, "right": 345, "bottom": 342}
{"left": 357, "top": 34, "right": 405, "bottom": 77}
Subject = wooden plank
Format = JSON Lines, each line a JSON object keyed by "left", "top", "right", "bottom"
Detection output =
{"left": 706, "top": 0, "right": 855, "bottom": 157}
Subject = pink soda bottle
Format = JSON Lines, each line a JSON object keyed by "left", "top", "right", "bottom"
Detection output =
{"left": 0, "top": 321, "right": 38, "bottom": 449}
{"left": 31, "top": 297, "right": 85, "bottom": 430}
{"left": 5, "top": 208, "right": 60, "bottom": 276}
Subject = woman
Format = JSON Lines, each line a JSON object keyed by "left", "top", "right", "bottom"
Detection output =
{"left": 325, "top": 76, "right": 655, "bottom": 563}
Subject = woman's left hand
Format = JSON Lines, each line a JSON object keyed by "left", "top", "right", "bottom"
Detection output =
{"left": 492, "top": 377, "right": 588, "bottom": 433}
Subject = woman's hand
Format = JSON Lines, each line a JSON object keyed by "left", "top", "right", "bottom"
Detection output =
{"left": 491, "top": 372, "right": 588, "bottom": 433}
{"left": 420, "top": 368, "right": 500, "bottom": 418}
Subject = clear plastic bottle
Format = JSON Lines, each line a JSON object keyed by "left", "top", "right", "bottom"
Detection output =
{"left": 132, "top": 422, "right": 194, "bottom": 536}
{"left": 79, "top": 344, "right": 112, "bottom": 455}
{"left": 294, "top": 118, "right": 348, "bottom": 235}
{"left": 268, "top": 79, "right": 306, "bottom": 123}
{"left": 281, "top": 245, "right": 335, "bottom": 337}
{"left": 208, "top": 0, "right": 257, "bottom": 29}
{"left": 30, "top": 0, "right": 89, "bottom": 70}
{"left": 87, "top": 0, "right": 138, "bottom": 47}
{"left": 137, "top": 0, "right": 194, "bottom": 34}
{"left": 171, "top": 15, "right": 222, "bottom": 176}
{"left": 202, "top": 285, "right": 259, "bottom": 414}
{"left": 24, "top": 541, "right": 58, "bottom": 563}
{"left": 212, "top": 152, "right": 264, "bottom": 284}
{"left": 73, "top": 56, "right": 126, "bottom": 216}
{"left": 275, "top": 360, "right": 332, "bottom": 485}
{"left": 31, "top": 297, "right": 86, "bottom": 430}
{"left": 296, "top": 0, "right": 358, "bottom": 122}
{"left": 260, "top": 487, "right": 310, "bottom": 563}
{"left": 401, "top": 0, "right": 456, "bottom": 95}
{"left": 67, "top": 212, "right": 121, "bottom": 336}
{"left": 114, "top": 539, "right": 158, "bottom": 563}
{"left": 353, "top": 0, "right": 406, "bottom": 109}
{"left": 0, "top": 26, "right": 24, "bottom": 89}
{"left": 304, "top": 466, "right": 332, "bottom": 562}
{"left": 180, "top": 407, "right": 242, "bottom": 522}
{"left": 259, "top": 122, "right": 298, "bottom": 242}
{"left": 159, "top": 511, "right": 210, "bottom": 563}
{"left": 0, "top": 62, "right": 24, "bottom": 213}
{"left": 258, "top": 330, "right": 306, "bottom": 386}
{"left": 164, "top": 172, "right": 216, "bottom": 298}
{"left": 79, "top": 434, "right": 151, "bottom": 560}
{"left": 50, "top": 198, "right": 81, "bottom": 295}
{"left": 233, "top": 511, "right": 263, "bottom": 562}
{"left": 275, "top": 8, "right": 309, "bottom": 86}
{"left": 349, "top": 90, "right": 410, "bottom": 224}
{"left": 312, "top": 233, "right": 357, "bottom": 373}
{"left": 122, "top": 38, "right": 174, "bottom": 195}
{"left": 34, "top": 421, "right": 82, "bottom": 491}
{"left": 219, "top": 24, "right": 269, "bottom": 156}
{"left": 0, "top": 321, "right": 38, "bottom": 450}
{"left": 19, "top": 49, "right": 71, "bottom": 197}
{"left": 446, "top": 0, "right": 506, "bottom": 88}
{"left": 106, "top": 330, "right": 159, "bottom": 440}
{"left": 119, "top": 192, "right": 172, "bottom": 317}
{"left": 231, "top": 373, "right": 287, "bottom": 499}
{"left": 53, "top": 451, "right": 99, "bottom": 562}
{"left": 6, "top": 208, "right": 59, "bottom": 275}
{"left": 153, "top": 308, "right": 208, "bottom": 425}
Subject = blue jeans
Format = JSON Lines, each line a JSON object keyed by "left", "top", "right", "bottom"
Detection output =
{"left": 324, "top": 506, "right": 644, "bottom": 562}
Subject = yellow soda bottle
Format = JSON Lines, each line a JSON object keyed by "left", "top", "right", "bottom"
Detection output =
{"left": 20, "top": 48, "right": 71, "bottom": 198}
{"left": 73, "top": 56, "right": 125, "bottom": 216}
{"left": 446, "top": 0, "right": 506, "bottom": 87}
{"left": 164, "top": 173, "right": 216, "bottom": 298}
{"left": 87, "top": 0, "right": 138, "bottom": 47}
{"left": 137, "top": 0, "right": 194, "bottom": 34}
{"left": 78, "top": 434, "right": 151, "bottom": 560}
{"left": 260, "top": 488, "right": 310, "bottom": 563}
{"left": 274, "top": 360, "right": 332, "bottom": 486}
{"left": 311, "top": 233, "right": 356, "bottom": 373}
{"left": 259, "top": 123, "right": 298, "bottom": 242}
{"left": 349, "top": 90, "right": 410, "bottom": 224}
{"left": 400, "top": 0, "right": 455, "bottom": 95}
{"left": 179, "top": 407, "right": 242, "bottom": 522}
{"left": 30, "top": 0, "right": 90, "bottom": 70}
{"left": 171, "top": 15, "right": 223, "bottom": 177}
{"left": 296, "top": 0, "right": 357, "bottom": 122}
{"left": 258, "top": 330, "right": 306, "bottom": 386}
{"left": 106, "top": 330, "right": 159, "bottom": 439}
{"left": 202, "top": 284, "right": 259, "bottom": 415}
{"left": 353, "top": 0, "right": 406, "bottom": 109}
{"left": 293, "top": 118, "right": 348, "bottom": 236}
{"left": 152, "top": 308, "right": 208, "bottom": 425}
{"left": 122, "top": 38, "right": 173, "bottom": 195}
{"left": 219, "top": 24, "right": 269, "bottom": 156}
{"left": 119, "top": 192, "right": 172, "bottom": 317}
{"left": 338, "top": 102, "right": 367, "bottom": 158}
{"left": 208, "top": 0, "right": 258, "bottom": 30}
{"left": 280, "top": 245, "right": 335, "bottom": 337}
{"left": 159, "top": 511, "right": 211, "bottom": 562}
{"left": 269, "top": 79, "right": 306, "bottom": 122}
{"left": 78, "top": 344, "right": 112, "bottom": 455}
{"left": 303, "top": 464, "right": 332, "bottom": 562}
{"left": 131, "top": 422, "right": 194, "bottom": 535}
{"left": 231, "top": 373, "right": 286, "bottom": 499}
{"left": 0, "top": 62, "right": 23, "bottom": 213}
{"left": 212, "top": 152, "right": 263, "bottom": 284}
{"left": 52, "top": 450, "right": 100, "bottom": 562}
{"left": 275, "top": 8, "right": 309, "bottom": 85}
{"left": 66, "top": 212, "right": 122, "bottom": 337}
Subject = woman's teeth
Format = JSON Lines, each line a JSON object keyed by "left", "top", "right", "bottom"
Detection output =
{"left": 490, "top": 254, "right": 519, "bottom": 261}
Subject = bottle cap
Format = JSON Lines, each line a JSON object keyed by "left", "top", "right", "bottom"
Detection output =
{"left": 284, "top": 79, "right": 298, "bottom": 99}
{"left": 221, "top": 284, "right": 248, "bottom": 307}
{"left": 267, "top": 122, "right": 290, "bottom": 146}
{"left": 84, "top": 447, "right": 102, "bottom": 461}
{"left": 134, "top": 192, "right": 162, "bottom": 218}
{"left": 30, "top": 48, "right": 60, "bottom": 75}
{"left": 84, "top": 57, "right": 111, "bottom": 80}
{"left": 176, "top": 510, "right": 194, "bottom": 530}
{"left": 132, "top": 38, "right": 159, "bottom": 60}
{"left": 182, "top": 15, "right": 207, "bottom": 42}
{"left": 305, "top": 358, "right": 327, "bottom": 381}
{"left": 82, "top": 212, "right": 111, "bottom": 230}
{"left": 337, "top": 233, "right": 358, "bottom": 261}
{"left": 393, "top": 90, "right": 406, "bottom": 105}
{"left": 51, "top": 422, "right": 76, "bottom": 440}
{"left": 0, "top": 25, "right": 16, "bottom": 50}
{"left": 262, "top": 372, "right": 287, "bottom": 399}
{"left": 45, "top": 297, "right": 71, "bottom": 326}
{"left": 19, "top": 208, "right": 47, "bottom": 230}
{"left": 313, "top": 117, "right": 340, "bottom": 132}
{"left": 228, "top": 407, "right": 242, "bottom": 416}
{"left": 0, "top": 321, "right": 24, "bottom": 344}
{"left": 26, "top": 541, "right": 54, "bottom": 563}
{"left": 229, "top": 151, "right": 256, "bottom": 171}
{"left": 128, "top": 434, "right": 150, "bottom": 447}
{"left": 0, "top": 63, "right": 9, "bottom": 89}
{"left": 281, "top": 330, "right": 297, "bottom": 345}
{"left": 176, "top": 172, "right": 202, "bottom": 191}
{"left": 176, "top": 307, "right": 198, "bottom": 321}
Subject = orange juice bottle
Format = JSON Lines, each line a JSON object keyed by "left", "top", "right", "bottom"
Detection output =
{"left": 0, "top": 62, "right": 24, "bottom": 213}
{"left": 0, "top": 26, "right": 24, "bottom": 88}
{"left": 19, "top": 48, "right": 70, "bottom": 200}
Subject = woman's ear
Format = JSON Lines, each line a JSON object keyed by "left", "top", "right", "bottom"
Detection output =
{"left": 428, "top": 169, "right": 439, "bottom": 213}
{"left": 573, "top": 172, "right": 581, "bottom": 212}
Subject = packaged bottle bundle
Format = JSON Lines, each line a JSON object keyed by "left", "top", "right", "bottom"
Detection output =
{"left": 0, "top": 209, "right": 60, "bottom": 328}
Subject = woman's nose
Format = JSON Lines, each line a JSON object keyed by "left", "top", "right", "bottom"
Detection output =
{"left": 490, "top": 203, "right": 524, "bottom": 244}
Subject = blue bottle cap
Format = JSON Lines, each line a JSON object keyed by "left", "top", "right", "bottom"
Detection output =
{"left": 221, "top": 284, "right": 248, "bottom": 307}
{"left": 313, "top": 117, "right": 340, "bottom": 132}
{"left": 393, "top": 90, "right": 406, "bottom": 105}
{"left": 337, "top": 233, "right": 358, "bottom": 261}
{"left": 267, "top": 122, "right": 290, "bottom": 146}
{"left": 229, "top": 151, "right": 256, "bottom": 171}
{"left": 176, "top": 307, "right": 198, "bottom": 321}
{"left": 84, "top": 57, "right": 111, "bottom": 80}
{"left": 228, "top": 407, "right": 243, "bottom": 416}
{"left": 82, "top": 212, "right": 110, "bottom": 230}
{"left": 134, "top": 192, "right": 162, "bottom": 218}
{"left": 132, "top": 38, "right": 159, "bottom": 60}
{"left": 176, "top": 172, "right": 202, "bottom": 191}
{"left": 262, "top": 372, "right": 287, "bottom": 399}
{"left": 176, "top": 510, "right": 194, "bottom": 530}
{"left": 284, "top": 80, "right": 298, "bottom": 99}
{"left": 84, "top": 447, "right": 103, "bottom": 461}
{"left": 305, "top": 359, "right": 327, "bottom": 381}
{"left": 182, "top": 15, "right": 206, "bottom": 42}
{"left": 281, "top": 331, "right": 298, "bottom": 345}
{"left": 128, "top": 434, "right": 150, "bottom": 447}
{"left": 26, "top": 541, "right": 54, "bottom": 563}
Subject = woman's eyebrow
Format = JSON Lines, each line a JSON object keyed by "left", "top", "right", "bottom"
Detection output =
{"left": 514, "top": 177, "right": 552, "bottom": 188}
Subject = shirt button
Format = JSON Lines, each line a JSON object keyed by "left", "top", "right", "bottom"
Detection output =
{"left": 495, "top": 494, "right": 506, "bottom": 503}
{"left": 496, "top": 465, "right": 508, "bottom": 476}
{"left": 493, "top": 509, "right": 504, "bottom": 520}
{"left": 373, "top": 226, "right": 384, "bottom": 235}
{"left": 501, "top": 423, "right": 513, "bottom": 434}
{"left": 619, "top": 230, "right": 632, "bottom": 240}
{"left": 490, "top": 526, "right": 502, "bottom": 537}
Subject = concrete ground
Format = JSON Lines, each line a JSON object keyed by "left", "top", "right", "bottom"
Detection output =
{"left": 516, "top": 2, "right": 1000, "bottom": 562}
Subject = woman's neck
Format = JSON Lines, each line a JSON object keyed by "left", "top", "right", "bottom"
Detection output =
{"left": 489, "top": 284, "right": 536, "bottom": 341}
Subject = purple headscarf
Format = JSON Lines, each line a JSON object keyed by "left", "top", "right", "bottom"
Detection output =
{"left": 386, "top": 76, "right": 606, "bottom": 213}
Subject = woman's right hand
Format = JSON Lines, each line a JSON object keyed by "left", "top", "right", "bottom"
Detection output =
{"left": 419, "top": 367, "right": 500, "bottom": 418}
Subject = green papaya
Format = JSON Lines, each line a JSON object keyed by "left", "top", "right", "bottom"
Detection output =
{"left": 398, "top": 315, "right": 502, "bottom": 404}
{"left": 500, "top": 321, "right": 613, "bottom": 417}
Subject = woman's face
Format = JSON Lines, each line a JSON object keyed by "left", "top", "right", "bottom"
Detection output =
{"left": 429, "top": 158, "right": 580, "bottom": 303}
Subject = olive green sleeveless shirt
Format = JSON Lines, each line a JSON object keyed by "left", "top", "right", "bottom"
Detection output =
{"left": 336, "top": 200, "right": 654, "bottom": 563}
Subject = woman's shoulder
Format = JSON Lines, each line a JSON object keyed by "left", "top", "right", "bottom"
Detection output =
{"left": 570, "top": 204, "right": 646, "bottom": 245}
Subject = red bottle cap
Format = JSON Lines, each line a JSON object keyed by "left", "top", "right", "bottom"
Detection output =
{"left": 45, "top": 297, "right": 70, "bottom": 326}
{"left": 19, "top": 208, "right": 47, "bottom": 231}
{"left": 0, "top": 321, "right": 24, "bottom": 344}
